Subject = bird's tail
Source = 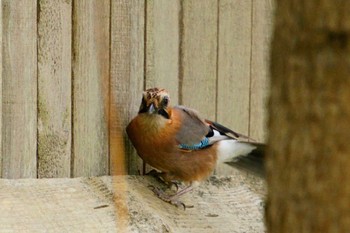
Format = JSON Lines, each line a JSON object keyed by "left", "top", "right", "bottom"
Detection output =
{"left": 217, "top": 140, "right": 265, "bottom": 177}
{"left": 228, "top": 142, "right": 265, "bottom": 177}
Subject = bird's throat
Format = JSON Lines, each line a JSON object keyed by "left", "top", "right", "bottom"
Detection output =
{"left": 138, "top": 114, "right": 169, "bottom": 134}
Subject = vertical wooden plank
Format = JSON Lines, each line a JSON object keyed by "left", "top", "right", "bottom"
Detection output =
{"left": 250, "top": 0, "right": 274, "bottom": 142}
{"left": 110, "top": 0, "right": 144, "bottom": 175}
{"left": 37, "top": 0, "right": 72, "bottom": 178}
{"left": 217, "top": 0, "right": 252, "bottom": 134}
{"left": 216, "top": 0, "right": 252, "bottom": 175}
{"left": 1, "top": 1, "right": 37, "bottom": 178}
{"left": 181, "top": 0, "right": 217, "bottom": 120}
{"left": 145, "top": 0, "right": 180, "bottom": 105}
{"left": 0, "top": 0, "right": 3, "bottom": 177}
{"left": 73, "top": 0, "right": 110, "bottom": 177}
{"left": 142, "top": 0, "right": 180, "bottom": 173}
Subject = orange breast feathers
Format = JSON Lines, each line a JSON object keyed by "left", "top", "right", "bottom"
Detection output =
{"left": 126, "top": 107, "right": 218, "bottom": 183}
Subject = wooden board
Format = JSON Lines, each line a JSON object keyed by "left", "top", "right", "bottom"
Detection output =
{"left": 110, "top": 0, "right": 145, "bottom": 175}
{"left": 0, "top": 0, "right": 273, "bottom": 177}
{"left": 145, "top": 0, "right": 180, "bottom": 105}
{"left": 143, "top": 0, "right": 180, "bottom": 173}
{"left": 0, "top": 0, "right": 3, "bottom": 177}
{"left": 0, "top": 175, "right": 266, "bottom": 232}
{"left": 216, "top": 0, "right": 252, "bottom": 175}
{"left": 37, "top": 0, "right": 72, "bottom": 178}
{"left": 1, "top": 0, "right": 37, "bottom": 178}
{"left": 217, "top": 0, "right": 252, "bottom": 134}
{"left": 250, "top": 0, "right": 274, "bottom": 142}
{"left": 72, "top": 0, "right": 110, "bottom": 177}
{"left": 180, "top": 0, "right": 218, "bottom": 120}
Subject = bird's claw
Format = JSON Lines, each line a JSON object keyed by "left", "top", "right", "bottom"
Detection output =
{"left": 148, "top": 185, "right": 192, "bottom": 209}
{"left": 170, "top": 181, "right": 181, "bottom": 191}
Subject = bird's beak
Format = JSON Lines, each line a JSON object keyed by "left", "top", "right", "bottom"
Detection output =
{"left": 148, "top": 103, "right": 156, "bottom": 114}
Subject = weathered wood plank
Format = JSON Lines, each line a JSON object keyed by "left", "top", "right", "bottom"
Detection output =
{"left": 37, "top": 0, "right": 72, "bottom": 178}
{"left": 216, "top": 0, "right": 252, "bottom": 175}
{"left": 180, "top": 0, "right": 217, "bottom": 120}
{"left": 217, "top": 0, "right": 252, "bottom": 134}
{"left": 72, "top": 0, "right": 110, "bottom": 177}
{"left": 110, "top": 0, "right": 144, "bottom": 175}
{"left": 0, "top": 175, "right": 265, "bottom": 232}
{"left": 1, "top": 0, "right": 37, "bottom": 178}
{"left": 250, "top": 0, "right": 274, "bottom": 142}
{"left": 0, "top": 0, "right": 3, "bottom": 177}
{"left": 143, "top": 0, "right": 180, "bottom": 173}
{"left": 145, "top": 0, "right": 180, "bottom": 105}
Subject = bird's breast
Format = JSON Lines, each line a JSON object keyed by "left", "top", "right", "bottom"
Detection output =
{"left": 126, "top": 113, "right": 217, "bottom": 182}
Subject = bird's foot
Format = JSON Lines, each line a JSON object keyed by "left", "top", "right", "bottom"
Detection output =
{"left": 148, "top": 185, "right": 193, "bottom": 209}
{"left": 146, "top": 170, "right": 181, "bottom": 190}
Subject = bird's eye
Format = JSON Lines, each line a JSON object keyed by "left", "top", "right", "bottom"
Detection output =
{"left": 162, "top": 97, "right": 169, "bottom": 106}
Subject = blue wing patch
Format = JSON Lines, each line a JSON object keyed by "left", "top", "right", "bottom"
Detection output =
{"left": 178, "top": 137, "right": 210, "bottom": 150}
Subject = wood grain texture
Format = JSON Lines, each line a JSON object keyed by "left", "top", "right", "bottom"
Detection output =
{"left": 37, "top": 0, "right": 72, "bottom": 178}
{"left": 72, "top": 0, "right": 110, "bottom": 177}
{"left": 217, "top": 0, "right": 252, "bottom": 134}
{"left": 216, "top": 0, "right": 252, "bottom": 175}
{"left": 1, "top": 0, "right": 37, "bottom": 178}
{"left": 267, "top": 1, "right": 350, "bottom": 231}
{"left": 145, "top": 0, "right": 180, "bottom": 105}
{"left": 249, "top": 0, "right": 274, "bottom": 142}
{"left": 110, "top": 0, "right": 144, "bottom": 175}
{"left": 0, "top": 175, "right": 265, "bottom": 232}
{"left": 143, "top": 0, "right": 180, "bottom": 173}
{"left": 0, "top": 0, "right": 3, "bottom": 177}
{"left": 180, "top": 0, "right": 217, "bottom": 120}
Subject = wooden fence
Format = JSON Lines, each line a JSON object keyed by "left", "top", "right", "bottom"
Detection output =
{"left": 0, "top": 0, "right": 274, "bottom": 178}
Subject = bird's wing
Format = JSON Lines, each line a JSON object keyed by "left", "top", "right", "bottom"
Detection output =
{"left": 172, "top": 106, "right": 257, "bottom": 150}
{"left": 173, "top": 106, "right": 210, "bottom": 145}
{"left": 204, "top": 119, "right": 256, "bottom": 142}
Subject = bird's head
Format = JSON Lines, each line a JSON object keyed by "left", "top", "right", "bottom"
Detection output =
{"left": 138, "top": 87, "right": 171, "bottom": 119}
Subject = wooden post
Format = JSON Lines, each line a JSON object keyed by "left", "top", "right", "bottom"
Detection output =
{"left": 267, "top": 0, "right": 350, "bottom": 231}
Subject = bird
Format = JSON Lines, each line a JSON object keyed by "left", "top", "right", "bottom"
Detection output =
{"left": 126, "top": 87, "right": 265, "bottom": 208}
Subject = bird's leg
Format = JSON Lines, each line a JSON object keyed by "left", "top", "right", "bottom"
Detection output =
{"left": 146, "top": 169, "right": 181, "bottom": 190}
{"left": 150, "top": 184, "right": 194, "bottom": 209}
{"left": 146, "top": 170, "right": 193, "bottom": 208}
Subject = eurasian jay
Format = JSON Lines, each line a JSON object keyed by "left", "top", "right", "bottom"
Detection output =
{"left": 126, "top": 87, "right": 264, "bottom": 208}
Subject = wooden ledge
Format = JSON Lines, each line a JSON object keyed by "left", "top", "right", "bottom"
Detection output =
{"left": 0, "top": 170, "right": 265, "bottom": 232}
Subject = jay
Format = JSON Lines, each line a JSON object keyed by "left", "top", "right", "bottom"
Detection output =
{"left": 126, "top": 87, "right": 264, "bottom": 208}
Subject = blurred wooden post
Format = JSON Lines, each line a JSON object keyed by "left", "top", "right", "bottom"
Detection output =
{"left": 267, "top": 0, "right": 350, "bottom": 232}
